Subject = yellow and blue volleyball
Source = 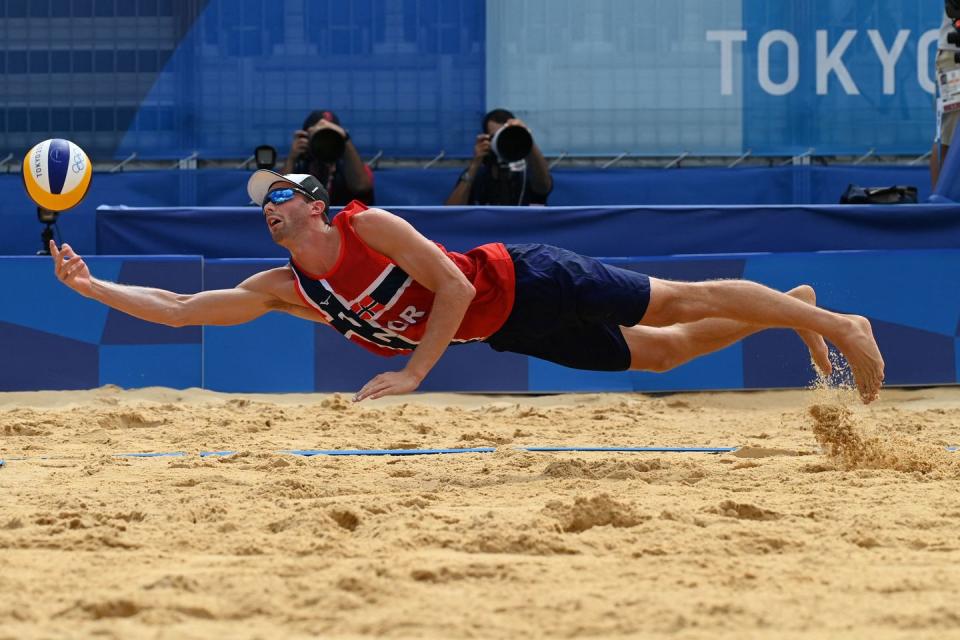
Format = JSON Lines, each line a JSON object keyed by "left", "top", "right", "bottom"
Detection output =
{"left": 21, "top": 138, "right": 92, "bottom": 211}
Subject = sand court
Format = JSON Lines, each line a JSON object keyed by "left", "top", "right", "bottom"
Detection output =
{"left": 2, "top": 385, "right": 960, "bottom": 639}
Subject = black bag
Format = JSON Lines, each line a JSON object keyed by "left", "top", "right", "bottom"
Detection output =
{"left": 839, "top": 184, "right": 918, "bottom": 204}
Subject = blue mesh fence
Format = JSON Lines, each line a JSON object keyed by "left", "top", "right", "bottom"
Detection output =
{"left": 0, "top": 0, "right": 945, "bottom": 160}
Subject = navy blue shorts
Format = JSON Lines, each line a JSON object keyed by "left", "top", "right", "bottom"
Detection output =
{"left": 485, "top": 244, "right": 651, "bottom": 371}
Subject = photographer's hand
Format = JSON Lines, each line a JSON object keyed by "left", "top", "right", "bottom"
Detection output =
{"left": 445, "top": 134, "right": 489, "bottom": 205}
{"left": 308, "top": 119, "right": 348, "bottom": 140}
{"left": 473, "top": 133, "right": 492, "bottom": 161}
{"left": 282, "top": 129, "right": 310, "bottom": 173}
{"left": 292, "top": 129, "right": 310, "bottom": 154}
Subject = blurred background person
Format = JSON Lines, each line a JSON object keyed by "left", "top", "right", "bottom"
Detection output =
{"left": 445, "top": 108, "right": 552, "bottom": 206}
{"left": 282, "top": 110, "right": 375, "bottom": 205}
{"left": 932, "top": 1, "right": 960, "bottom": 187}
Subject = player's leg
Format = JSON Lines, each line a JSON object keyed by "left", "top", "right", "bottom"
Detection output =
{"left": 623, "top": 285, "right": 830, "bottom": 373}
{"left": 640, "top": 278, "right": 882, "bottom": 402}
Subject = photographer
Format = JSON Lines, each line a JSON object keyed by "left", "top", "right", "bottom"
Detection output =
{"left": 282, "top": 110, "right": 375, "bottom": 206}
{"left": 445, "top": 108, "right": 553, "bottom": 206}
{"left": 932, "top": 1, "right": 960, "bottom": 187}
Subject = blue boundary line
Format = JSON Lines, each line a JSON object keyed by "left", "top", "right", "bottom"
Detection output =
{"left": 3, "top": 446, "right": 955, "bottom": 464}
{"left": 115, "top": 452, "right": 186, "bottom": 458}
{"left": 281, "top": 447, "right": 497, "bottom": 456}
{"left": 521, "top": 446, "right": 738, "bottom": 453}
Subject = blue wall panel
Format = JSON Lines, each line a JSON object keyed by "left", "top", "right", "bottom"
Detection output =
{"left": 742, "top": 329, "right": 820, "bottom": 390}
{"left": 871, "top": 319, "right": 955, "bottom": 386}
{"left": 2, "top": 249, "right": 957, "bottom": 393}
{"left": 742, "top": 251, "right": 960, "bottom": 335}
{"left": 99, "top": 344, "right": 202, "bottom": 389}
{"left": 204, "top": 317, "right": 315, "bottom": 393}
{"left": 0, "top": 257, "right": 119, "bottom": 343}
{"left": 0, "top": 321, "right": 99, "bottom": 391}
{"left": 0, "top": 256, "right": 201, "bottom": 391}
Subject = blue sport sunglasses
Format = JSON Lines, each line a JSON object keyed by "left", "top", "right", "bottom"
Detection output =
{"left": 263, "top": 187, "right": 310, "bottom": 207}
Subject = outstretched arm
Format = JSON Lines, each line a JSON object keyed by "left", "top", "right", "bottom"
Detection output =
{"left": 349, "top": 211, "right": 476, "bottom": 401}
{"left": 51, "top": 241, "right": 290, "bottom": 327}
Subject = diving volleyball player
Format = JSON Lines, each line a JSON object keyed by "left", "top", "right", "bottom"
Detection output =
{"left": 50, "top": 170, "right": 885, "bottom": 403}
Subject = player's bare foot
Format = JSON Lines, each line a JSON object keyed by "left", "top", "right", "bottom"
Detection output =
{"left": 787, "top": 285, "right": 831, "bottom": 376}
{"left": 829, "top": 314, "right": 885, "bottom": 404}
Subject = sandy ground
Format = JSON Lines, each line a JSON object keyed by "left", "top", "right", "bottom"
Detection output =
{"left": 1, "top": 384, "right": 960, "bottom": 639}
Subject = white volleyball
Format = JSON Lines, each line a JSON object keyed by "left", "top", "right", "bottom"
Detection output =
{"left": 22, "top": 138, "right": 92, "bottom": 211}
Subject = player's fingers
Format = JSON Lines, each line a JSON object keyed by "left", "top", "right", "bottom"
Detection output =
{"left": 354, "top": 380, "right": 377, "bottom": 401}
{"left": 49, "top": 240, "right": 59, "bottom": 259}
{"left": 62, "top": 262, "right": 81, "bottom": 282}
{"left": 365, "top": 381, "right": 397, "bottom": 401}
{"left": 358, "top": 382, "right": 390, "bottom": 401}
{"left": 64, "top": 258, "right": 85, "bottom": 279}
{"left": 367, "top": 388, "right": 391, "bottom": 400}
{"left": 355, "top": 377, "right": 390, "bottom": 402}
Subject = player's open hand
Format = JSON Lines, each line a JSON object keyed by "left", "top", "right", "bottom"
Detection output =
{"left": 354, "top": 369, "right": 422, "bottom": 402}
{"left": 50, "top": 241, "right": 94, "bottom": 297}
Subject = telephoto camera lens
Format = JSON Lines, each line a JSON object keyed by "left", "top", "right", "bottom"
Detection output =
{"left": 309, "top": 129, "right": 346, "bottom": 163}
{"left": 490, "top": 125, "right": 533, "bottom": 163}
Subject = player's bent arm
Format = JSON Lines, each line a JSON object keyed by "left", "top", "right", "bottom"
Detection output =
{"left": 353, "top": 209, "right": 476, "bottom": 381}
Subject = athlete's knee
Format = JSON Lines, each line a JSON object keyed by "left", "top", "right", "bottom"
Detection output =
{"left": 628, "top": 327, "right": 690, "bottom": 372}
{"left": 644, "top": 279, "right": 706, "bottom": 327}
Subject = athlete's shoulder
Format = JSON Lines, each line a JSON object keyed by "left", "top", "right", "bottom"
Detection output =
{"left": 350, "top": 206, "right": 406, "bottom": 234}
{"left": 351, "top": 206, "right": 394, "bottom": 220}
{"left": 238, "top": 265, "right": 310, "bottom": 310}
{"left": 237, "top": 266, "right": 295, "bottom": 293}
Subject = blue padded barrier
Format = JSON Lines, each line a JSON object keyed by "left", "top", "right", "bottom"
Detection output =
{"left": 4, "top": 249, "right": 960, "bottom": 393}
{"left": 0, "top": 166, "right": 935, "bottom": 257}
{"left": 95, "top": 201, "right": 960, "bottom": 261}
{"left": 0, "top": 256, "right": 203, "bottom": 391}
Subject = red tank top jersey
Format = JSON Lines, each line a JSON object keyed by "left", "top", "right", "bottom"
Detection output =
{"left": 289, "top": 201, "right": 516, "bottom": 357}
